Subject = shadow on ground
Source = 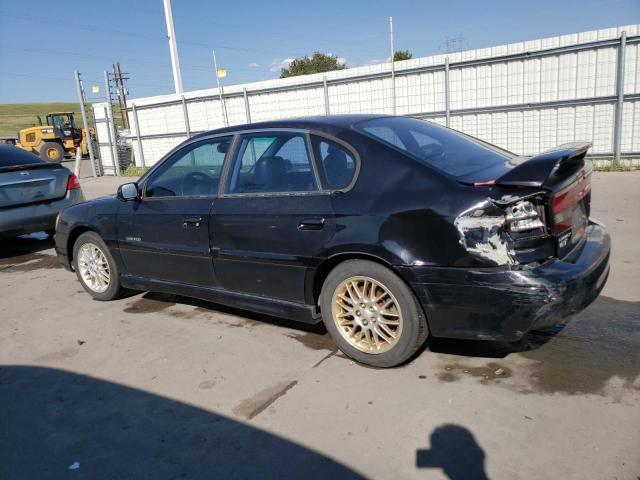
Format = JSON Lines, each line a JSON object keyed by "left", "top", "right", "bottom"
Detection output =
{"left": 0, "top": 232, "right": 54, "bottom": 258}
{"left": 428, "top": 296, "right": 640, "bottom": 395}
{"left": 0, "top": 233, "right": 58, "bottom": 272}
{"left": 0, "top": 366, "right": 365, "bottom": 480}
{"left": 416, "top": 424, "right": 488, "bottom": 480}
{"left": 125, "top": 291, "right": 327, "bottom": 335}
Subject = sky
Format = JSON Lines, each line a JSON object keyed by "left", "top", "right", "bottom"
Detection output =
{"left": 0, "top": 0, "right": 638, "bottom": 104}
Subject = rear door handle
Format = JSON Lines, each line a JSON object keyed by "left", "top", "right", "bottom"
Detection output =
{"left": 182, "top": 216, "right": 202, "bottom": 229}
{"left": 298, "top": 217, "right": 325, "bottom": 231}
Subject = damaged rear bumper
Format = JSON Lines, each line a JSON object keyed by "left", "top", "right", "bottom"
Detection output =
{"left": 399, "top": 221, "right": 610, "bottom": 341}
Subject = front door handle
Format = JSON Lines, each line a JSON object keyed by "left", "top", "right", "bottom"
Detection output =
{"left": 182, "top": 216, "right": 202, "bottom": 229}
{"left": 298, "top": 217, "right": 325, "bottom": 231}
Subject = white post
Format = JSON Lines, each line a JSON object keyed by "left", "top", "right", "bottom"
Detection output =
{"left": 389, "top": 16, "right": 396, "bottom": 115}
{"left": 74, "top": 70, "right": 97, "bottom": 177}
{"left": 163, "top": 0, "right": 183, "bottom": 94}
{"left": 74, "top": 146, "right": 82, "bottom": 177}
{"left": 445, "top": 57, "right": 451, "bottom": 128}
{"left": 613, "top": 31, "right": 627, "bottom": 161}
{"left": 212, "top": 50, "right": 229, "bottom": 126}
{"left": 131, "top": 103, "right": 145, "bottom": 168}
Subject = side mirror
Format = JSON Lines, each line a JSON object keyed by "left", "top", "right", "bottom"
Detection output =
{"left": 117, "top": 182, "right": 140, "bottom": 201}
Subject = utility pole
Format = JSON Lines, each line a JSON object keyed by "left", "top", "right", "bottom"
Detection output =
{"left": 104, "top": 70, "right": 121, "bottom": 176}
{"left": 389, "top": 16, "right": 396, "bottom": 115}
{"left": 113, "top": 63, "right": 129, "bottom": 129}
{"left": 163, "top": 0, "right": 183, "bottom": 94}
{"left": 212, "top": 50, "right": 229, "bottom": 126}
{"left": 74, "top": 70, "right": 97, "bottom": 177}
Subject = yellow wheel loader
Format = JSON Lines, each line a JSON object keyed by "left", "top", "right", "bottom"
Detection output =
{"left": 15, "top": 112, "right": 94, "bottom": 163}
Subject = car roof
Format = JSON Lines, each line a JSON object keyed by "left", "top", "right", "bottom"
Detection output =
{"left": 0, "top": 144, "right": 46, "bottom": 167}
{"left": 190, "top": 114, "right": 390, "bottom": 140}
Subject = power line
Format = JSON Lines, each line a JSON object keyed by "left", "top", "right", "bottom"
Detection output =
{"left": 0, "top": 71, "right": 173, "bottom": 89}
{"left": 97, "top": 0, "right": 375, "bottom": 49}
{"left": 0, "top": 12, "right": 310, "bottom": 57}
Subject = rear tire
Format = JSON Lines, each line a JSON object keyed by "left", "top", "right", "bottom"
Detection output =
{"left": 73, "top": 231, "right": 125, "bottom": 301}
{"left": 40, "top": 142, "right": 64, "bottom": 163}
{"left": 320, "top": 260, "right": 429, "bottom": 368}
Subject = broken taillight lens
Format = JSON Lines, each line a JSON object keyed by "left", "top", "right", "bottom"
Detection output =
{"left": 505, "top": 200, "right": 545, "bottom": 232}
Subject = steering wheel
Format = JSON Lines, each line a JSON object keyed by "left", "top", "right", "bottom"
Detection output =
{"left": 181, "top": 171, "right": 213, "bottom": 196}
{"left": 420, "top": 143, "right": 445, "bottom": 160}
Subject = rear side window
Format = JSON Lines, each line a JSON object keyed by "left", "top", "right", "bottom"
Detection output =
{"left": 311, "top": 137, "right": 356, "bottom": 190}
{"left": 225, "top": 133, "right": 318, "bottom": 194}
{"left": 0, "top": 145, "right": 45, "bottom": 168}
{"left": 356, "top": 117, "right": 514, "bottom": 178}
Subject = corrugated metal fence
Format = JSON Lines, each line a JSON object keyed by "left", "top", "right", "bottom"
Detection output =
{"left": 95, "top": 24, "right": 640, "bottom": 171}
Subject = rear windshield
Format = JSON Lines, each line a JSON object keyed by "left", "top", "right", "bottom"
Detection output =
{"left": 0, "top": 145, "right": 45, "bottom": 168}
{"left": 355, "top": 117, "right": 514, "bottom": 177}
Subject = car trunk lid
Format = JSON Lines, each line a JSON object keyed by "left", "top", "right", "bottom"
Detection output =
{"left": 0, "top": 163, "right": 71, "bottom": 208}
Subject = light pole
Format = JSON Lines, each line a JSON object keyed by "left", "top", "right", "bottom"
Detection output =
{"left": 163, "top": 0, "right": 183, "bottom": 94}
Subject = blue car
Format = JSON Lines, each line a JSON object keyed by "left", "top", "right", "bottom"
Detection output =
{"left": 0, "top": 145, "right": 84, "bottom": 239}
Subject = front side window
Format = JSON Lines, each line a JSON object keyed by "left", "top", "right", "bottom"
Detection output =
{"left": 145, "top": 136, "right": 232, "bottom": 198}
{"left": 225, "top": 132, "right": 318, "bottom": 194}
{"left": 356, "top": 117, "right": 514, "bottom": 178}
{"left": 312, "top": 137, "right": 357, "bottom": 190}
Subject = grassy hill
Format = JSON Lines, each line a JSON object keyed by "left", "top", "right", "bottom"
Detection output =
{"left": 0, "top": 103, "right": 97, "bottom": 137}
{"left": 0, "top": 102, "right": 134, "bottom": 138}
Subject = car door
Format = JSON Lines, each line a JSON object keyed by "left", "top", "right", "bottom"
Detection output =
{"left": 118, "top": 136, "right": 232, "bottom": 287}
{"left": 210, "top": 131, "right": 335, "bottom": 303}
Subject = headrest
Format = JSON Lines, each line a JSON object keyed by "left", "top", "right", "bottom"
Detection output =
{"left": 217, "top": 141, "right": 230, "bottom": 154}
{"left": 254, "top": 156, "right": 287, "bottom": 189}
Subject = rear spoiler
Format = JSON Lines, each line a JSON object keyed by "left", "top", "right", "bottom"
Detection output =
{"left": 459, "top": 142, "right": 591, "bottom": 188}
{"left": 0, "top": 162, "right": 64, "bottom": 174}
{"left": 490, "top": 142, "right": 591, "bottom": 188}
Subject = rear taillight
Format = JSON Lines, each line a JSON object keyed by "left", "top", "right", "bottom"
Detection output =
{"left": 67, "top": 173, "right": 81, "bottom": 190}
{"left": 551, "top": 171, "right": 591, "bottom": 235}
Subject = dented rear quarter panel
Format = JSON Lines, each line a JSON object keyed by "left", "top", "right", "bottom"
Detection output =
{"left": 324, "top": 135, "right": 529, "bottom": 269}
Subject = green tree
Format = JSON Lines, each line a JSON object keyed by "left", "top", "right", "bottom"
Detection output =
{"left": 280, "top": 52, "right": 346, "bottom": 78}
{"left": 393, "top": 50, "right": 413, "bottom": 61}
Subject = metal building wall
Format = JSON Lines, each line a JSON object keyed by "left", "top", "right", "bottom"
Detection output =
{"left": 122, "top": 24, "right": 639, "bottom": 167}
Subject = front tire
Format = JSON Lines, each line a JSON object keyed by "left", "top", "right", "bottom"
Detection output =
{"left": 320, "top": 260, "right": 429, "bottom": 368}
{"left": 73, "top": 231, "right": 125, "bottom": 301}
{"left": 40, "top": 142, "right": 64, "bottom": 163}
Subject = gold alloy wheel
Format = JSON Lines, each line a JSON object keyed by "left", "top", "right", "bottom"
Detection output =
{"left": 331, "top": 276, "right": 403, "bottom": 354}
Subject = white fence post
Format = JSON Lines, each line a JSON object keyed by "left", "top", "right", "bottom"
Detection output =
{"left": 182, "top": 95, "right": 191, "bottom": 137}
{"left": 613, "top": 31, "right": 627, "bottom": 161}
{"left": 243, "top": 87, "right": 251, "bottom": 123}
{"left": 131, "top": 103, "right": 145, "bottom": 168}
{"left": 323, "top": 76, "right": 330, "bottom": 115}
{"left": 444, "top": 57, "right": 451, "bottom": 128}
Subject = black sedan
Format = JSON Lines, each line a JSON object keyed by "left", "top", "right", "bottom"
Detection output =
{"left": 55, "top": 115, "right": 610, "bottom": 367}
{"left": 0, "top": 145, "right": 84, "bottom": 239}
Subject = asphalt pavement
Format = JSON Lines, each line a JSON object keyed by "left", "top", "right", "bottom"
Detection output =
{"left": 0, "top": 169, "right": 638, "bottom": 479}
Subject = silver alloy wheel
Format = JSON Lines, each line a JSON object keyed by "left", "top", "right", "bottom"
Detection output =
{"left": 77, "top": 242, "right": 110, "bottom": 293}
{"left": 331, "top": 276, "right": 403, "bottom": 354}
